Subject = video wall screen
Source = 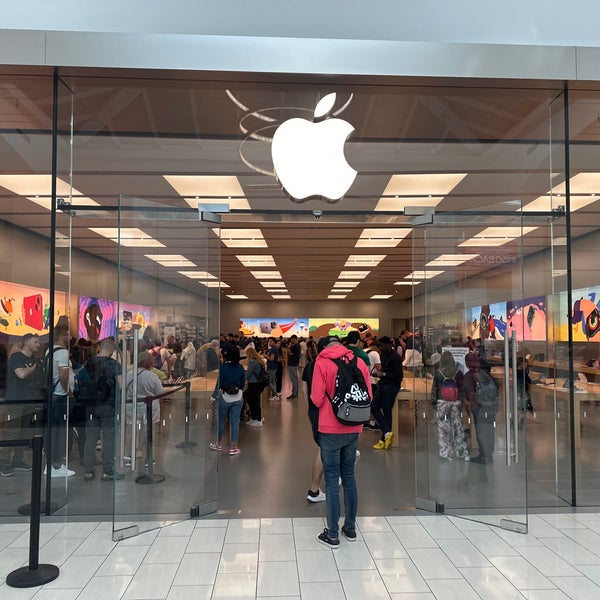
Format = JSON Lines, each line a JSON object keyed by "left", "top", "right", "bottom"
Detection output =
{"left": 239, "top": 317, "right": 379, "bottom": 338}
{"left": 78, "top": 296, "right": 117, "bottom": 341}
{"left": 0, "top": 279, "right": 68, "bottom": 337}
{"left": 466, "top": 296, "right": 547, "bottom": 342}
{"left": 564, "top": 286, "right": 600, "bottom": 343}
{"left": 119, "top": 302, "right": 154, "bottom": 340}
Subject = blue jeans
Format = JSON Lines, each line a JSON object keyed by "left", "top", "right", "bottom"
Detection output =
{"left": 268, "top": 368, "right": 278, "bottom": 395}
{"left": 218, "top": 396, "right": 243, "bottom": 444}
{"left": 319, "top": 432, "right": 359, "bottom": 539}
{"left": 288, "top": 366, "right": 299, "bottom": 396}
{"left": 372, "top": 383, "right": 400, "bottom": 437}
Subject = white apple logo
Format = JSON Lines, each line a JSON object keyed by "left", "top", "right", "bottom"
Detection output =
{"left": 271, "top": 93, "right": 357, "bottom": 202}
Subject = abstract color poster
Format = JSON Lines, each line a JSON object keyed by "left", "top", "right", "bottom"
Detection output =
{"left": 569, "top": 286, "right": 600, "bottom": 342}
{"left": 78, "top": 296, "right": 117, "bottom": 341}
{"left": 239, "top": 318, "right": 309, "bottom": 338}
{"left": 119, "top": 302, "right": 154, "bottom": 339}
{"left": 308, "top": 318, "right": 379, "bottom": 339}
{"left": 506, "top": 295, "right": 547, "bottom": 341}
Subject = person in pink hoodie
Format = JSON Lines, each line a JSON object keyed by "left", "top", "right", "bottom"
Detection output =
{"left": 311, "top": 336, "right": 372, "bottom": 549}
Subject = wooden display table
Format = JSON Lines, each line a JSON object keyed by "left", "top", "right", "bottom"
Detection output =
{"left": 390, "top": 377, "right": 431, "bottom": 448}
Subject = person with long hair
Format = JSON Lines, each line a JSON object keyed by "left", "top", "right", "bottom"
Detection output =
{"left": 431, "top": 350, "right": 469, "bottom": 461}
{"left": 245, "top": 346, "right": 265, "bottom": 427}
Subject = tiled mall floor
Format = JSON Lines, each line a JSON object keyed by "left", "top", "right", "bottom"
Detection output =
{"left": 3, "top": 513, "right": 600, "bottom": 599}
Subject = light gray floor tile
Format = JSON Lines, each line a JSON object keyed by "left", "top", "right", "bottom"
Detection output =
{"left": 538, "top": 514, "right": 587, "bottom": 530}
{"left": 463, "top": 530, "right": 521, "bottom": 557}
{"left": 527, "top": 515, "right": 566, "bottom": 538}
{"left": 447, "top": 516, "right": 491, "bottom": 531}
{"left": 28, "top": 590, "right": 82, "bottom": 600}
{"left": 292, "top": 524, "right": 325, "bottom": 552}
{"left": 218, "top": 543, "right": 259, "bottom": 574}
{"left": 515, "top": 545, "right": 581, "bottom": 577}
{"left": 0, "top": 530, "right": 27, "bottom": 551}
{"left": 0, "top": 582, "right": 39, "bottom": 599}
{"left": 293, "top": 517, "right": 326, "bottom": 528}
{"left": 173, "top": 553, "right": 219, "bottom": 586}
{"left": 186, "top": 527, "right": 226, "bottom": 553}
{"left": 119, "top": 529, "right": 159, "bottom": 546}
{"left": 339, "top": 569, "right": 392, "bottom": 599}
{"left": 356, "top": 516, "right": 393, "bottom": 533}
{"left": 390, "top": 524, "right": 438, "bottom": 549}
{"left": 489, "top": 556, "right": 556, "bottom": 590}
{"left": 211, "top": 573, "right": 257, "bottom": 600}
{"left": 407, "top": 548, "right": 462, "bottom": 579}
{"left": 574, "top": 564, "right": 600, "bottom": 585}
{"left": 389, "top": 594, "right": 435, "bottom": 600}
{"left": 166, "top": 586, "right": 212, "bottom": 600}
{"left": 157, "top": 520, "right": 197, "bottom": 537}
{"left": 300, "top": 581, "right": 346, "bottom": 600}
{"left": 194, "top": 519, "right": 228, "bottom": 528}
{"left": 258, "top": 533, "right": 296, "bottom": 562}
{"left": 97, "top": 545, "right": 149, "bottom": 576}
{"left": 426, "top": 578, "right": 481, "bottom": 599}
{"left": 375, "top": 558, "right": 430, "bottom": 593}
{"left": 225, "top": 519, "right": 261, "bottom": 544}
{"left": 333, "top": 541, "right": 376, "bottom": 570}
{"left": 520, "top": 591, "right": 571, "bottom": 599}
{"left": 54, "top": 522, "right": 98, "bottom": 539}
{"left": 38, "top": 537, "right": 83, "bottom": 566}
{"left": 257, "top": 561, "right": 299, "bottom": 596}
{"left": 539, "top": 535, "right": 600, "bottom": 565}
{"left": 386, "top": 516, "right": 420, "bottom": 525}
{"left": 459, "top": 566, "right": 528, "bottom": 599}
{"left": 437, "top": 538, "right": 491, "bottom": 568}
{"left": 362, "top": 532, "right": 408, "bottom": 559}
{"left": 296, "top": 549, "right": 340, "bottom": 582}
{"left": 493, "top": 528, "right": 544, "bottom": 548}
{"left": 43, "top": 554, "right": 106, "bottom": 589}
{"left": 561, "top": 527, "right": 600, "bottom": 555}
{"left": 417, "top": 516, "right": 465, "bottom": 540}
{"left": 77, "top": 575, "right": 131, "bottom": 600}
{"left": 549, "top": 575, "right": 600, "bottom": 600}
{"left": 122, "top": 563, "right": 179, "bottom": 600}
{"left": 260, "top": 518, "right": 293, "bottom": 534}
{"left": 143, "top": 536, "right": 189, "bottom": 564}
{"left": 72, "top": 529, "right": 118, "bottom": 556}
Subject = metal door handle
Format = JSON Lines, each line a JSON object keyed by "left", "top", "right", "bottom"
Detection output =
{"left": 511, "top": 331, "right": 519, "bottom": 463}
{"left": 504, "top": 334, "right": 511, "bottom": 466}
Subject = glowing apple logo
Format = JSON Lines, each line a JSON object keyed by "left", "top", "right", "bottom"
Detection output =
{"left": 271, "top": 93, "right": 357, "bottom": 203}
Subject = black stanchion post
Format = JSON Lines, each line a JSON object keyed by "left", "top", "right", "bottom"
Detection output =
{"left": 7, "top": 435, "right": 59, "bottom": 588}
{"left": 135, "top": 398, "right": 165, "bottom": 485}
{"left": 176, "top": 381, "right": 197, "bottom": 448}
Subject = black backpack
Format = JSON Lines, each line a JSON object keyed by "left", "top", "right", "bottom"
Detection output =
{"left": 325, "top": 356, "right": 371, "bottom": 425}
{"left": 476, "top": 371, "right": 498, "bottom": 408}
{"left": 77, "top": 357, "right": 113, "bottom": 405}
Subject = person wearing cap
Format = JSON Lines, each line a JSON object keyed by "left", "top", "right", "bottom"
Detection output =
{"left": 311, "top": 336, "right": 371, "bottom": 548}
{"left": 372, "top": 336, "right": 404, "bottom": 450}
{"left": 1, "top": 333, "right": 41, "bottom": 476}
{"left": 344, "top": 330, "right": 370, "bottom": 368}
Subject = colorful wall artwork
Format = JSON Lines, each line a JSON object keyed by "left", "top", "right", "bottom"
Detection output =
{"left": 239, "top": 318, "right": 309, "bottom": 338}
{"left": 119, "top": 302, "right": 154, "bottom": 339}
{"left": 78, "top": 296, "right": 117, "bottom": 341}
{"left": 566, "top": 286, "right": 600, "bottom": 343}
{"left": 506, "top": 295, "right": 547, "bottom": 341}
{"left": 468, "top": 302, "right": 508, "bottom": 340}
{"left": 0, "top": 279, "right": 68, "bottom": 337}
{"left": 308, "top": 318, "right": 379, "bottom": 339}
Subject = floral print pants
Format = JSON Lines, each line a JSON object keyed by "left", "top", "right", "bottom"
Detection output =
{"left": 437, "top": 400, "right": 469, "bottom": 459}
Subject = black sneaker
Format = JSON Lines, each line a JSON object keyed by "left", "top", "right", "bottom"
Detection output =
{"left": 83, "top": 471, "right": 95, "bottom": 482}
{"left": 365, "top": 422, "right": 381, "bottom": 430}
{"left": 101, "top": 471, "right": 125, "bottom": 481}
{"left": 11, "top": 460, "right": 32, "bottom": 471}
{"left": 0, "top": 466, "right": 15, "bottom": 477}
{"left": 341, "top": 525, "right": 357, "bottom": 541}
{"left": 317, "top": 528, "right": 340, "bottom": 549}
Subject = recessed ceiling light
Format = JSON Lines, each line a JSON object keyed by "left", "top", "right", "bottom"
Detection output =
{"left": 259, "top": 281, "right": 286, "bottom": 288}
{"left": 272, "top": 295, "right": 291, "bottom": 299}
{"left": 250, "top": 270, "right": 282, "bottom": 279}
{"left": 178, "top": 271, "right": 217, "bottom": 280}
{"left": 145, "top": 254, "right": 196, "bottom": 267}
{"left": 404, "top": 270, "right": 444, "bottom": 280}
{"left": 459, "top": 226, "right": 538, "bottom": 247}
{"left": 344, "top": 255, "right": 386, "bottom": 267}
{"left": 339, "top": 271, "right": 371, "bottom": 279}
{"left": 521, "top": 194, "right": 597, "bottom": 212}
{"left": 355, "top": 228, "right": 411, "bottom": 248}
{"left": 266, "top": 288, "right": 288, "bottom": 293}
{"left": 236, "top": 255, "right": 276, "bottom": 267}
{"left": 227, "top": 294, "right": 248, "bottom": 299}
{"left": 89, "top": 227, "right": 165, "bottom": 248}
{"left": 371, "top": 294, "right": 392, "bottom": 299}
{"left": 393, "top": 281, "right": 421, "bottom": 286}
{"left": 163, "top": 175, "right": 251, "bottom": 210}
{"left": 220, "top": 228, "right": 267, "bottom": 248}
{"left": 334, "top": 281, "right": 359, "bottom": 287}
{"left": 327, "top": 294, "right": 347, "bottom": 299}
{"left": 426, "top": 254, "right": 479, "bottom": 267}
{"left": 331, "top": 289, "right": 353, "bottom": 293}
{"left": 199, "top": 281, "right": 230, "bottom": 288}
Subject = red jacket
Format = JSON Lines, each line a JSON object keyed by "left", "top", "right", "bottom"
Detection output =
{"left": 311, "top": 343, "right": 372, "bottom": 434}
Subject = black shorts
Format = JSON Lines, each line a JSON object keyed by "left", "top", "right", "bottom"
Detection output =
{"left": 308, "top": 404, "right": 320, "bottom": 445}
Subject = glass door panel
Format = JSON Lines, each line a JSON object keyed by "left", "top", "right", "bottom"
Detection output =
{"left": 413, "top": 200, "right": 529, "bottom": 532}
{"left": 112, "top": 195, "right": 220, "bottom": 540}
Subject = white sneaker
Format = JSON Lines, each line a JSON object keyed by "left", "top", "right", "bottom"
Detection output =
{"left": 356, "top": 449, "right": 361, "bottom": 457}
{"left": 45, "top": 465, "right": 76, "bottom": 478}
{"left": 307, "top": 489, "right": 326, "bottom": 503}
{"left": 247, "top": 419, "right": 263, "bottom": 427}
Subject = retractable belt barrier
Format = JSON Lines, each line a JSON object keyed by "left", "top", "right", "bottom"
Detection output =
{"left": 1, "top": 435, "right": 60, "bottom": 588}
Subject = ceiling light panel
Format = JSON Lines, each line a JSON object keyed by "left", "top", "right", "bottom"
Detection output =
{"left": 236, "top": 255, "right": 276, "bottom": 267}
{"left": 163, "top": 175, "right": 251, "bottom": 210}
{"left": 89, "top": 227, "right": 165, "bottom": 247}
{"left": 355, "top": 228, "right": 411, "bottom": 248}
{"left": 199, "top": 281, "right": 230, "bottom": 288}
{"left": 259, "top": 281, "right": 286, "bottom": 288}
{"left": 404, "top": 270, "right": 444, "bottom": 280}
{"left": 393, "top": 281, "right": 421, "bottom": 286}
{"left": 328, "top": 295, "right": 347, "bottom": 299}
{"left": 178, "top": 271, "right": 217, "bottom": 280}
{"left": 459, "top": 226, "right": 538, "bottom": 247}
{"left": 339, "top": 271, "right": 371, "bottom": 279}
{"left": 266, "top": 288, "right": 287, "bottom": 293}
{"left": 334, "top": 281, "right": 359, "bottom": 287}
{"left": 145, "top": 254, "right": 196, "bottom": 267}
{"left": 521, "top": 194, "right": 597, "bottom": 213}
{"left": 250, "top": 270, "right": 282, "bottom": 279}
{"left": 426, "top": 254, "right": 479, "bottom": 267}
{"left": 220, "top": 228, "right": 267, "bottom": 248}
{"left": 227, "top": 295, "right": 248, "bottom": 299}
{"left": 331, "top": 288, "right": 353, "bottom": 293}
{"left": 344, "top": 255, "right": 386, "bottom": 267}
{"left": 272, "top": 295, "right": 291, "bottom": 299}
{"left": 371, "top": 294, "right": 392, "bottom": 299}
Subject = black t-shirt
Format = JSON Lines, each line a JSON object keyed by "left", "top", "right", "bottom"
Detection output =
{"left": 287, "top": 343, "right": 301, "bottom": 367}
{"left": 6, "top": 352, "right": 41, "bottom": 402}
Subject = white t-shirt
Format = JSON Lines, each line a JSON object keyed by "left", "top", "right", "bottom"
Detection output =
{"left": 50, "top": 346, "right": 72, "bottom": 396}
{"left": 367, "top": 350, "right": 381, "bottom": 385}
